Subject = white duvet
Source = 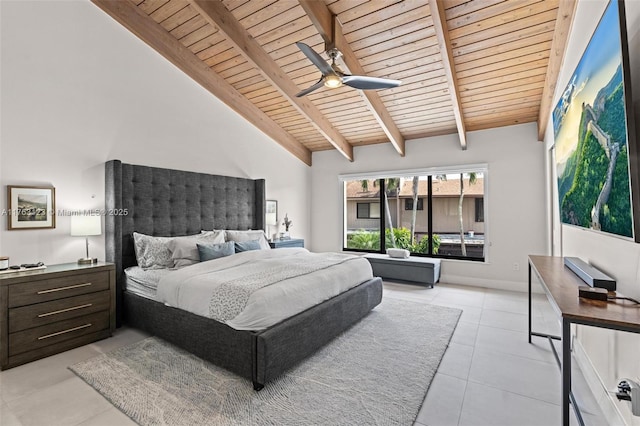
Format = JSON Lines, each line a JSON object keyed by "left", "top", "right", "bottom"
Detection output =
{"left": 156, "top": 248, "right": 373, "bottom": 331}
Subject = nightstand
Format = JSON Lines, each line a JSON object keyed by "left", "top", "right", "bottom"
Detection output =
{"left": 269, "top": 238, "right": 305, "bottom": 249}
{"left": 0, "top": 262, "right": 115, "bottom": 370}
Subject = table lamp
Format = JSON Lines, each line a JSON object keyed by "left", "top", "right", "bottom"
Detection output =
{"left": 70, "top": 215, "right": 101, "bottom": 264}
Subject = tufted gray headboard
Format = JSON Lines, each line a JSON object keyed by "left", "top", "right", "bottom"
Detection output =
{"left": 105, "top": 160, "right": 265, "bottom": 326}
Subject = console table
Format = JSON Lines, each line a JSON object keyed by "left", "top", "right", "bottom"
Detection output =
{"left": 528, "top": 255, "right": 640, "bottom": 426}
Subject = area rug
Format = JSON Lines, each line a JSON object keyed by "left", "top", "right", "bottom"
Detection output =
{"left": 70, "top": 298, "right": 461, "bottom": 425}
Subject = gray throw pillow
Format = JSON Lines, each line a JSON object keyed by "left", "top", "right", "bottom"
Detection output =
{"left": 225, "top": 230, "right": 271, "bottom": 250}
{"left": 197, "top": 241, "right": 235, "bottom": 262}
{"left": 234, "top": 239, "right": 262, "bottom": 253}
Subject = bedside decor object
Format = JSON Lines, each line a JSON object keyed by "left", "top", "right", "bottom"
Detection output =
{"left": 0, "top": 264, "right": 47, "bottom": 275}
{"left": 0, "top": 257, "right": 8, "bottom": 270}
{"left": 7, "top": 186, "right": 56, "bottom": 230}
{"left": 282, "top": 213, "right": 292, "bottom": 238}
{"left": 71, "top": 215, "right": 101, "bottom": 264}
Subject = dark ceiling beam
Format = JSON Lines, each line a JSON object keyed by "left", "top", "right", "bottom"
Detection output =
{"left": 298, "top": 0, "right": 405, "bottom": 157}
{"left": 428, "top": 0, "right": 467, "bottom": 150}
{"left": 91, "top": 0, "right": 312, "bottom": 165}
{"left": 189, "top": 0, "right": 354, "bottom": 162}
{"left": 537, "top": 0, "right": 577, "bottom": 141}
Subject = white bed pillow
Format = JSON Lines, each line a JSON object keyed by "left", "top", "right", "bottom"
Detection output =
{"left": 133, "top": 232, "right": 209, "bottom": 269}
{"left": 169, "top": 230, "right": 225, "bottom": 268}
{"left": 224, "top": 230, "right": 271, "bottom": 250}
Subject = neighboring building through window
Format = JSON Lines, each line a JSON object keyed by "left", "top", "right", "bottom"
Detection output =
{"left": 342, "top": 169, "right": 486, "bottom": 261}
{"left": 404, "top": 198, "right": 424, "bottom": 211}
{"left": 357, "top": 202, "right": 380, "bottom": 219}
{"left": 475, "top": 198, "right": 484, "bottom": 222}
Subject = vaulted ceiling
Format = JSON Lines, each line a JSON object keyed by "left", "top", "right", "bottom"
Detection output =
{"left": 92, "top": 0, "right": 576, "bottom": 165}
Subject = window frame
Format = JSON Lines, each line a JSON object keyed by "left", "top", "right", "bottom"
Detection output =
{"left": 340, "top": 165, "right": 488, "bottom": 262}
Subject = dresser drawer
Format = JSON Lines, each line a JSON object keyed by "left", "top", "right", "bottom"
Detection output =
{"left": 9, "top": 311, "right": 110, "bottom": 356}
{"left": 8, "top": 290, "right": 111, "bottom": 333}
{"left": 8, "top": 271, "right": 109, "bottom": 308}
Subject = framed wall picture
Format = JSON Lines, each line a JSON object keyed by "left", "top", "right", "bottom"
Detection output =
{"left": 266, "top": 200, "right": 278, "bottom": 226}
{"left": 7, "top": 186, "right": 56, "bottom": 230}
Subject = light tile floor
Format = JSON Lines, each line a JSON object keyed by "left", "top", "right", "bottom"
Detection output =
{"left": 0, "top": 282, "right": 608, "bottom": 426}
{"left": 381, "top": 281, "right": 608, "bottom": 426}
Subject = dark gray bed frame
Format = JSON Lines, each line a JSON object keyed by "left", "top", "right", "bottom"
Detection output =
{"left": 105, "top": 160, "right": 383, "bottom": 389}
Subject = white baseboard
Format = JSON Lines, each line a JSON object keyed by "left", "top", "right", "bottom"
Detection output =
{"left": 573, "top": 338, "right": 626, "bottom": 425}
{"left": 439, "top": 273, "right": 545, "bottom": 294}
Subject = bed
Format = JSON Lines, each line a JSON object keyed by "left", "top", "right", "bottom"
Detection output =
{"left": 104, "top": 160, "right": 382, "bottom": 390}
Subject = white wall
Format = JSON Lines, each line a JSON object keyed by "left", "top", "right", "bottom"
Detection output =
{"left": 310, "top": 123, "right": 547, "bottom": 291}
{"left": 545, "top": 0, "right": 640, "bottom": 423}
{"left": 0, "top": 0, "right": 310, "bottom": 266}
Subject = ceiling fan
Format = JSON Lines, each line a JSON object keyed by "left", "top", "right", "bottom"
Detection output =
{"left": 295, "top": 42, "right": 401, "bottom": 97}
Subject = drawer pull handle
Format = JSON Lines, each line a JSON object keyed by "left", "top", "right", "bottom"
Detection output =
{"left": 37, "top": 303, "right": 93, "bottom": 318}
{"left": 38, "top": 323, "right": 92, "bottom": 340}
{"left": 37, "top": 282, "right": 92, "bottom": 294}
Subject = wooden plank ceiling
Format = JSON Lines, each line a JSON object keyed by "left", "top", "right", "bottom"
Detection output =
{"left": 92, "top": 0, "right": 573, "bottom": 166}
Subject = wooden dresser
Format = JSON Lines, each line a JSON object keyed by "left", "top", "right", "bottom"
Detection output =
{"left": 0, "top": 262, "right": 115, "bottom": 370}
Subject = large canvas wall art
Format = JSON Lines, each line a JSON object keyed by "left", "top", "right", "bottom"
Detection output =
{"left": 553, "top": 0, "right": 638, "bottom": 241}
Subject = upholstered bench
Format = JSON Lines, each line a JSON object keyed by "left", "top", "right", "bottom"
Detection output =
{"left": 363, "top": 253, "right": 441, "bottom": 288}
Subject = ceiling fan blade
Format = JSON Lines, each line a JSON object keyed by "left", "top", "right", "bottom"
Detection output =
{"left": 296, "top": 42, "right": 334, "bottom": 76}
{"left": 341, "top": 75, "right": 402, "bottom": 90}
{"left": 295, "top": 78, "right": 325, "bottom": 97}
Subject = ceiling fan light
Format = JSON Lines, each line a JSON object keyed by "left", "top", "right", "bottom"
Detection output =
{"left": 324, "top": 74, "right": 342, "bottom": 88}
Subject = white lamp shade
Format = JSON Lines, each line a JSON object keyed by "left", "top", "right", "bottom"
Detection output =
{"left": 70, "top": 215, "right": 102, "bottom": 236}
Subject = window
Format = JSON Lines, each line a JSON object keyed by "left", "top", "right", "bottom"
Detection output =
{"left": 345, "top": 179, "right": 382, "bottom": 250}
{"left": 475, "top": 198, "right": 484, "bottom": 222}
{"left": 357, "top": 202, "right": 380, "bottom": 219}
{"left": 356, "top": 203, "right": 368, "bottom": 218}
{"left": 342, "top": 168, "right": 487, "bottom": 261}
{"left": 404, "top": 198, "right": 424, "bottom": 211}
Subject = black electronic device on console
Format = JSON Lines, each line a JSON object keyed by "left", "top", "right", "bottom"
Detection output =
{"left": 578, "top": 286, "right": 609, "bottom": 301}
{"left": 20, "top": 262, "right": 44, "bottom": 269}
{"left": 564, "top": 257, "right": 616, "bottom": 291}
